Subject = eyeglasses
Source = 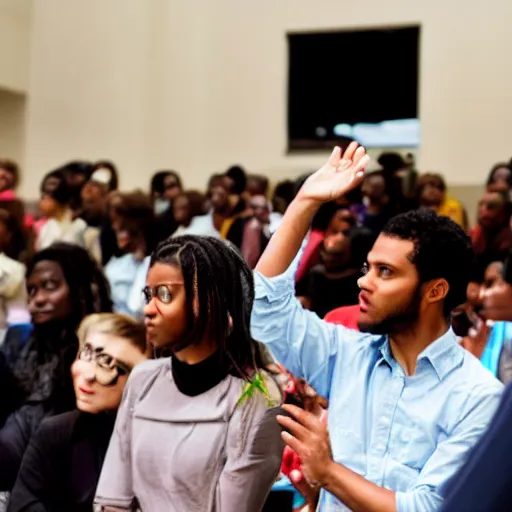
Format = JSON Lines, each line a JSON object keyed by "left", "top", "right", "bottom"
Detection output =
{"left": 142, "top": 282, "right": 184, "bottom": 305}
{"left": 78, "top": 343, "right": 132, "bottom": 386}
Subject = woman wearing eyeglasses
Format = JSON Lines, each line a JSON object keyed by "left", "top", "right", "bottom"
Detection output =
{"left": 8, "top": 313, "right": 149, "bottom": 512}
{"left": 95, "top": 236, "right": 284, "bottom": 512}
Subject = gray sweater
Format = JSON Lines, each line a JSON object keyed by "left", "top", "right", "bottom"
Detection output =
{"left": 95, "top": 358, "right": 284, "bottom": 511}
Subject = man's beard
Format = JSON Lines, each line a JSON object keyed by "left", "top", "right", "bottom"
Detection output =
{"left": 358, "top": 286, "right": 422, "bottom": 336}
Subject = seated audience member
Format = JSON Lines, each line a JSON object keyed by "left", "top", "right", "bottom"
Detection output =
{"left": 8, "top": 313, "right": 148, "bottom": 512}
{"left": 219, "top": 165, "right": 248, "bottom": 238}
{"left": 91, "top": 160, "right": 119, "bottom": 192}
{"left": 295, "top": 202, "right": 354, "bottom": 283}
{"left": 227, "top": 194, "right": 271, "bottom": 269}
{"left": 36, "top": 170, "right": 100, "bottom": 260}
{"left": 416, "top": 173, "right": 466, "bottom": 228}
{"left": 252, "top": 144, "right": 502, "bottom": 511}
{"left": 296, "top": 226, "right": 373, "bottom": 319}
{"left": 105, "top": 193, "right": 155, "bottom": 318}
{"left": 0, "top": 211, "right": 30, "bottom": 342}
{"left": 0, "top": 243, "right": 112, "bottom": 491}
{"left": 150, "top": 170, "right": 181, "bottom": 215}
{"left": 471, "top": 189, "right": 512, "bottom": 276}
{"left": 171, "top": 190, "right": 207, "bottom": 236}
{"left": 59, "top": 161, "right": 94, "bottom": 215}
{"left": 361, "top": 171, "right": 395, "bottom": 239}
{"left": 486, "top": 162, "right": 512, "bottom": 192}
{"left": 198, "top": 179, "right": 231, "bottom": 237}
{"left": 244, "top": 174, "right": 270, "bottom": 200}
{"left": 153, "top": 171, "right": 183, "bottom": 243}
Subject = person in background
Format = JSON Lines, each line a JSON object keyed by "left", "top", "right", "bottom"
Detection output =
{"left": 172, "top": 190, "right": 207, "bottom": 236}
{"left": 252, "top": 144, "right": 502, "bottom": 511}
{"left": 91, "top": 160, "right": 119, "bottom": 192}
{"left": 0, "top": 211, "right": 30, "bottom": 343}
{"left": 296, "top": 226, "right": 373, "bottom": 319}
{"left": 471, "top": 189, "right": 512, "bottom": 277}
{"left": 219, "top": 165, "right": 248, "bottom": 238}
{"left": 8, "top": 313, "right": 148, "bottom": 512}
{"left": 95, "top": 236, "right": 283, "bottom": 512}
{"left": 360, "top": 171, "right": 395, "bottom": 239}
{"left": 154, "top": 171, "right": 183, "bottom": 242}
{"left": 105, "top": 192, "right": 155, "bottom": 319}
{"left": 59, "top": 161, "right": 94, "bottom": 215}
{"left": 416, "top": 173, "right": 466, "bottom": 228}
{"left": 0, "top": 243, "right": 112, "bottom": 492}
{"left": 226, "top": 194, "right": 271, "bottom": 269}
{"left": 244, "top": 174, "right": 269, "bottom": 200}
{"left": 150, "top": 170, "right": 180, "bottom": 215}
{"left": 36, "top": 170, "right": 100, "bottom": 261}
{"left": 486, "top": 162, "right": 512, "bottom": 192}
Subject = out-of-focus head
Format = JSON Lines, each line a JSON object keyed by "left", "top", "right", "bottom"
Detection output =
{"left": 487, "top": 163, "right": 512, "bottom": 191}
{"left": 0, "top": 159, "right": 19, "bottom": 192}
{"left": 248, "top": 195, "right": 270, "bottom": 225}
{"left": 26, "top": 243, "right": 112, "bottom": 327}
{"left": 39, "top": 170, "right": 72, "bottom": 217}
{"left": 173, "top": 190, "right": 206, "bottom": 226}
{"left": 210, "top": 182, "right": 231, "bottom": 214}
{"left": 416, "top": 173, "right": 446, "bottom": 207}
{"left": 361, "top": 171, "right": 388, "bottom": 203}
{"left": 72, "top": 313, "right": 148, "bottom": 414}
{"left": 224, "top": 165, "right": 247, "bottom": 196}
{"left": 477, "top": 190, "right": 510, "bottom": 230}
{"left": 245, "top": 175, "right": 269, "bottom": 198}
{"left": 91, "top": 160, "right": 119, "bottom": 192}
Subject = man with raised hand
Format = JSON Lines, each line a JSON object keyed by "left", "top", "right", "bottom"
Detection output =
{"left": 252, "top": 143, "right": 502, "bottom": 512}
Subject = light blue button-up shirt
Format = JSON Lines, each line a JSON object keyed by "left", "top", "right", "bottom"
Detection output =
{"left": 251, "top": 267, "right": 503, "bottom": 511}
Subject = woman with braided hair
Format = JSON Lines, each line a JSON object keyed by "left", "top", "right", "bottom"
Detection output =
{"left": 0, "top": 242, "right": 112, "bottom": 492}
{"left": 95, "top": 235, "right": 284, "bottom": 512}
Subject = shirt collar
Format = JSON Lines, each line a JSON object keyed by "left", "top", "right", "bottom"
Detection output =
{"left": 372, "top": 328, "right": 463, "bottom": 380}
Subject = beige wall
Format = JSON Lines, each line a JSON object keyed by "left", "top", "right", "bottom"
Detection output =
{"left": 19, "top": 0, "right": 512, "bottom": 199}
{"left": 0, "top": 89, "right": 26, "bottom": 166}
{"left": 0, "top": 0, "right": 32, "bottom": 93}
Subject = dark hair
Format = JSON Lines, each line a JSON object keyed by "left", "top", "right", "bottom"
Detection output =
{"left": 150, "top": 170, "right": 182, "bottom": 197}
{"left": 311, "top": 202, "right": 346, "bottom": 231}
{"left": 382, "top": 209, "right": 475, "bottom": 316}
{"left": 487, "top": 162, "right": 512, "bottom": 188}
{"left": 40, "top": 170, "right": 72, "bottom": 205}
{"left": 176, "top": 190, "right": 206, "bottom": 218}
{"left": 348, "top": 227, "right": 374, "bottom": 268}
{"left": 28, "top": 243, "right": 113, "bottom": 327}
{"left": 59, "top": 161, "right": 94, "bottom": 181}
{"left": 116, "top": 191, "right": 157, "bottom": 254}
{"left": 272, "top": 180, "right": 296, "bottom": 214}
{"left": 150, "top": 235, "right": 264, "bottom": 379}
{"left": 377, "top": 152, "right": 405, "bottom": 173}
{"left": 415, "top": 173, "right": 447, "bottom": 202}
{"left": 503, "top": 251, "right": 512, "bottom": 286}
{"left": 225, "top": 166, "right": 247, "bottom": 195}
{"left": 247, "top": 174, "right": 269, "bottom": 196}
{"left": 0, "top": 159, "right": 20, "bottom": 189}
{"left": 0, "top": 209, "right": 26, "bottom": 260}
{"left": 93, "top": 160, "right": 119, "bottom": 191}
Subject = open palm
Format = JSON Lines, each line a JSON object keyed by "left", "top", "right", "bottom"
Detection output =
{"left": 298, "top": 142, "right": 370, "bottom": 203}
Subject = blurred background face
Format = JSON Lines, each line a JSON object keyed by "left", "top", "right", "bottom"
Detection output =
{"left": 325, "top": 209, "right": 355, "bottom": 237}
{"left": 477, "top": 191, "right": 507, "bottom": 229}
{"left": 27, "top": 260, "right": 72, "bottom": 324}
{"left": 489, "top": 167, "right": 511, "bottom": 190}
{"left": 420, "top": 180, "right": 444, "bottom": 207}
{"left": 0, "top": 167, "right": 14, "bottom": 192}
{"left": 481, "top": 272, "right": 512, "bottom": 321}
{"left": 162, "top": 174, "right": 182, "bottom": 201}
{"left": 362, "top": 174, "right": 386, "bottom": 202}
{"left": 81, "top": 181, "right": 107, "bottom": 213}
{"left": 211, "top": 185, "right": 230, "bottom": 213}
{"left": 72, "top": 331, "right": 147, "bottom": 414}
{"left": 249, "top": 195, "right": 270, "bottom": 224}
{"left": 320, "top": 232, "right": 351, "bottom": 271}
{"left": 173, "top": 195, "right": 191, "bottom": 225}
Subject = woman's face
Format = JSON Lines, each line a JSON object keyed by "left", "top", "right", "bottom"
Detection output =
{"left": 477, "top": 191, "right": 507, "bottom": 229}
{"left": 490, "top": 167, "right": 511, "bottom": 189}
{"left": 144, "top": 263, "right": 188, "bottom": 348}
{"left": 72, "top": 331, "right": 147, "bottom": 414}
{"left": 163, "top": 175, "right": 182, "bottom": 201}
{"left": 39, "top": 194, "right": 60, "bottom": 217}
{"left": 173, "top": 195, "right": 191, "bottom": 225}
{"left": 27, "top": 261, "right": 72, "bottom": 324}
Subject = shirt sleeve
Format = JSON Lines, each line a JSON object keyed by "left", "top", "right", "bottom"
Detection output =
{"left": 94, "top": 378, "right": 137, "bottom": 510}
{"left": 395, "top": 383, "right": 502, "bottom": 512}
{"left": 216, "top": 374, "right": 284, "bottom": 512}
{"left": 0, "top": 257, "right": 25, "bottom": 300}
{"left": 251, "top": 268, "right": 362, "bottom": 399}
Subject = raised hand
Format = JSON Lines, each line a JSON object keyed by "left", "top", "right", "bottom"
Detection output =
{"left": 297, "top": 142, "right": 370, "bottom": 205}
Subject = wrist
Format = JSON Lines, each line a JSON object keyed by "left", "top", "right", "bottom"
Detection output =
{"left": 291, "top": 195, "right": 323, "bottom": 214}
{"left": 318, "top": 458, "right": 338, "bottom": 489}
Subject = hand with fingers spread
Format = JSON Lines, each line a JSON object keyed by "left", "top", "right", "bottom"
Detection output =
{"left": 297, "top": 142, "right": 370, "bottom": 205}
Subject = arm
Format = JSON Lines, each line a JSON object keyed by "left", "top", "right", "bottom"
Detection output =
{"left": 216, "top": 374, "right": 284, "bottom": 512}
{"left": 8, "top": 419, "right": 63, "bottom": 512}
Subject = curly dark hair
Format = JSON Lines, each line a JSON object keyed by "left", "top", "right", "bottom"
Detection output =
{"left": 382, "top": 209, "right": 476, "bottom": 316}
{"left": 150, "top": 235, "right": 264, "bottom": 379}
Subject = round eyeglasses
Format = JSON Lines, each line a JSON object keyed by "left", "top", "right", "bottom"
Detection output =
{"left": 142, "top": 282, "right": 184, "bottom": 305}
{"left": 78, "top": 343, "right": 132, "bottom": 386}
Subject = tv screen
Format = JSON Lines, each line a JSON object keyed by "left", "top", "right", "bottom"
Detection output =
{"left": 287, "top": 26, "right": 420, "bottom": 150}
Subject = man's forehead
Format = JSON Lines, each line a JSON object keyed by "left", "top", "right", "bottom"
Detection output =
{"left": 367, "top": 235, "right": 415, "bottom": 266}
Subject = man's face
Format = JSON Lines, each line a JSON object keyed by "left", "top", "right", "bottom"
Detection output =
{"left": 481, "top": 272, "right": 512, "bottom": 322}
{"left": 478, "top": 192, "right": 507, "bottom": 230}
{"left": 210, "top": 185, "right": 230, "bottom": 213}
{"left": 357, "top": 235, "right": 423, "bottom": 335}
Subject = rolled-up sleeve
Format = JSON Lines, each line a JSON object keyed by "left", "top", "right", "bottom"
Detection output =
{"left": 396, "top": 383, "right": 502, "bottom": 512}
{"left": 251, "top": 266, "right": 343, "bottom": 399}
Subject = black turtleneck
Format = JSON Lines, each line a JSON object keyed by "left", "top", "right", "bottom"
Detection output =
{"left": 172, "top": 351, "right": 229, "bottom": 397}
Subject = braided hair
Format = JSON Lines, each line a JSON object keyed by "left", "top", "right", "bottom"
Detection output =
{"left": 150, "top": 235, "right": 264, "bottom": 379}
{"left": 27, "top": 242, "right": 113, "bottom": 328}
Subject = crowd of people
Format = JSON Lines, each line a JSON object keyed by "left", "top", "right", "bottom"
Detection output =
{"left": 0, "top": 145, "right": 511, "bottom": 511}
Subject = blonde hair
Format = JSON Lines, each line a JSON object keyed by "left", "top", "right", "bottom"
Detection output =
{"left": 77, "top": 313, "right": 148, "bottom": 354}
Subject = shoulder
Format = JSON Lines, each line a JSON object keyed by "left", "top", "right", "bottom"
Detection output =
{"left": 126, "top": 359, "right": 169, "bottom": 394}
{"left": 35, "top": 410, "right": 82, "bottom": 446}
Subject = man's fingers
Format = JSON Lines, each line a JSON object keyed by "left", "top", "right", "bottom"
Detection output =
{"left": 341, "top": 141, "right": 359, "bottom": 161}
{"left": 282, "top": 404, "right": 324, "bottom": 432}
{"left": 277, "top": 414, "right": 310, "bottom": 441}
{"left": 327, "top": 146, "right": 341, "bottom": 168}
{"left": 281, "top": 431, "right": 303, "bottom": 454}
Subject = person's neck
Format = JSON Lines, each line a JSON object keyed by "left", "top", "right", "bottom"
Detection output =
{"left": 174, "top": 337, "right": 217, "bottom": 364}
{"left": 367, "top": 197, "right": 387, "bottom": 214}
{"left": 388, "top": 317, "right": 449, "bottom": 376}
{"left": 53, "top": 206, "right": 69, "bottom": 222}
